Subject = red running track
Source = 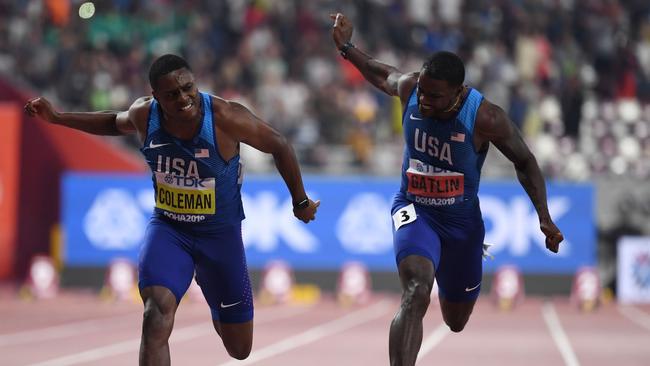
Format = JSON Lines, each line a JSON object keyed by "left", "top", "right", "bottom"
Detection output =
{"left": 1, "top": 289, "right": 649, "bottom": 365}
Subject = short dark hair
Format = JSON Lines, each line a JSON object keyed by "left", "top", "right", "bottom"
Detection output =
{"left": 148, "top": 54, "right": 191, "bottom": 89}
{"left": 421, "top": 51, "right": 465, "bottom": 86}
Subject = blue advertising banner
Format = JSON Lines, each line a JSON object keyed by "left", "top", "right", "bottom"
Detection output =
{"left": 63, "top": 174, "right": 594, "bottom": 273}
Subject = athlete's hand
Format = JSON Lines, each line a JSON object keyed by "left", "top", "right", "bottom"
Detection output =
{"left": 330, "top": 13, "right": 353, "bottom": 49}
{"left": 293, "top": 199, "right": 320, "bottom": 223}
{"left": 540, "top": 220, "right": 564, "bottom": 253}
{"left": 24, "top": 97, "right": 60, "bottom": 124}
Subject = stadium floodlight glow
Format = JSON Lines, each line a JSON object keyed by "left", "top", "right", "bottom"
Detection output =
{"left": 78, "top": 2, "right": 95, "bottom": 19}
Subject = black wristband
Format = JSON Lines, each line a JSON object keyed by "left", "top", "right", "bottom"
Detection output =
{"left": 339, "top": 42, "right": 355, "bottom": 59}
{"left": 293, "top": 198, "right": 309, "bottom": 210}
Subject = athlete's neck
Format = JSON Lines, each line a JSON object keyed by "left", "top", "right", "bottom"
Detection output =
{"left": 433, "top": 86, "right": 468, "bottom": 121}
{"left": 161, "top": 105, "right": 204, "bottom": 141}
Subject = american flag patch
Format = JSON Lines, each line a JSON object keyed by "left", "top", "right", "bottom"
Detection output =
{"left": 194, "top": 148, "right": 209, "bottom": 158}
{"left": 451, "top": 132, "right": 465, "bottom": 142}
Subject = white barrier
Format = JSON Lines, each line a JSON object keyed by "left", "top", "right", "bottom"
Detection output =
{"left": 617, "top": 236, "right": 650, "bottom": 304}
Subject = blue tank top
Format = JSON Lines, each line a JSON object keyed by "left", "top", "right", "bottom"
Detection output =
{"left": 399, "top": 86, "right": 487, "bottom": 216}
{"left": 140, "top": 92, "right": 244, "bottom": 231}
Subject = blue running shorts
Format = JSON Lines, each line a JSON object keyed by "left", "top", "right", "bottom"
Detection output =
{"left": 138, "top": 217, "right": 254, "bottom": 323}
{"left": 392, "top": 193, "right": 485, "bottom": 302}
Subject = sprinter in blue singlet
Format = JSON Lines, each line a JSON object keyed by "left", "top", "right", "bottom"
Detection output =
{"left": 24, "top": 54, "right": 319, "bottom": 365}
{"left": 331, "top": 13, "right": 564, "bottom": 366}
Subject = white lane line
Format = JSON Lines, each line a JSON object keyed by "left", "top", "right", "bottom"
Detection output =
{"left": 0, "top": 312, "right": 140, "bottom": 347}
{"left": 541, "top": 302, "right": 580, "bottom": 366}
{"left": 218, "top": 299, "right": 393, "bottom": 366}
{"left": 26, "top": 305, "right": 312, "bottom": 366}
{"left": 618, "top": 305, "right": 650, "bottom": 331}
{"left": 416, "top": 322, "right": 450, "bottom": 362}
{"left": 28, "top": 339, "right": 141, "bottom": 366}
{"left": 169, "top": 305, "right": 315, "bottom": 342}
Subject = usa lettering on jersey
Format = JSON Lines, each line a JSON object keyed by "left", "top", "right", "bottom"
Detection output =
{"left": 413, "top": 128, "right": 453, "bottom": 166}
{"left": 156, "top": 155, "right": 199, "bottom": 177}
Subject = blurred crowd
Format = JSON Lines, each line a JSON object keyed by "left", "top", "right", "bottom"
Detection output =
{"left": 1, "top": 0, "right": 650, "bottom": 179}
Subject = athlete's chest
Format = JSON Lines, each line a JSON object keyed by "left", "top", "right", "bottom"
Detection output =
{"left": 403, "top": 110, "right": 469, "bottom": 168}
{"left": 142, "top": 133, "right": 216, "bottom": 178}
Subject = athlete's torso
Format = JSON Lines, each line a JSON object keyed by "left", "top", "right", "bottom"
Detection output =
{"left": 399, "top": 86, "right": 487, "bottom": 216}
{"left": 140, "top": 92, "right": 244, "bottom": 232}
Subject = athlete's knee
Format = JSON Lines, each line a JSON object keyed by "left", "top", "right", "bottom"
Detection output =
{"left": 222, "top": 333, "right": 252, "bottom": 360}
{"left": 142, "top": 299, "right": 175, "bottom": 341}
{"left": 218, "top": 321, "right": 253, "bottom": 360}
{"left": 226, "top": 342, "right": 252, "bottom": 360}
{"left": 445, "top": 318, "right": 468, "bottom": 333}
{"left": 402, "top": 279, "right": 431, "bottom": 314}
{"left": 397, "top": 256, "right": 434, "bottom": 316}
{"left": 441, "top": 305, "right": 473, "bottom": 333}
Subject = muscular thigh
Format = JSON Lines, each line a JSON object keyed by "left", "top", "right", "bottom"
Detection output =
{"left": 138, "top": 217, "right": 196, "bottom": 303}
{"left": 392, "top": 201, "right": 442, "bottom": 271}
{"left": 434, "top": 220, "right": 485, "bottom": 302}
{"left": 194, "top": 224, "right": 254, "bottom": 324}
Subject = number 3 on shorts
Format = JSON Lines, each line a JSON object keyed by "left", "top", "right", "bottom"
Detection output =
{"left": 392, "top": 203, "right": 417, "bottom": 230}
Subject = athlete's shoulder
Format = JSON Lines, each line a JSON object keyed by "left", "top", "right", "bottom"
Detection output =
{"left": 401, "top": 71, "right": 419, "bottom": 82}
{"left": 475, "top": 98, "right": 510, "bottom": 136}
{"left": 398, "top": 72, "right": 418, "bottom": 92}
{"left": 208, "top": 94, "right": 253, "bottom": 122}
{"left": 131, "top": 96, "right": 154, "bottom": 108}
{"left": 207, "top": 94, "right": 229, "bottom": 114}
{"left": 129, "top": 96, "right": 153, "bottom": 116}
{"left": 127, "top": 96, "right": 154, "bottom": 122}
{"left": 397, "top": 72, "right": 419, "bottom": 103}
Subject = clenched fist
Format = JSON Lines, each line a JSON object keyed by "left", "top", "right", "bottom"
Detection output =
{"left": 330, "top": 13, "right": 353, "bottom": 49}
{"left": 540, "top": 220, "right": 564, "bottom": 253}
{"left": 24, "top": 97, "right": 60, "bottom": 124}
{"left": 293, "top": 198, "right": 321, "bottom": 224}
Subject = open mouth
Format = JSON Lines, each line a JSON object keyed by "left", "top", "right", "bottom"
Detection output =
{"left": 180, "top": 102, "right": 194, "bottom": 112}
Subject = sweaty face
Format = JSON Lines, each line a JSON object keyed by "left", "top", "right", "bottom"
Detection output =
{"left": 152, "top": 68, "right": 201, "bottom": 123}
{"left": 416, "top": 73, "right": 460, "bottom": 119}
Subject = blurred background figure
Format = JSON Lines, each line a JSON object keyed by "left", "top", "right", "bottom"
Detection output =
{"left": 1, "top": 0, "right": 649, "bottom": 179}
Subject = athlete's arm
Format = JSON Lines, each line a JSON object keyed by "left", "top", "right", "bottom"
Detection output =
{"left": 23, "top": 96, "right": 141, "bottom": 136}
{"left": 330, "top": 13, "right": 416, "bottom": 103}
{"left": 219, "top": 101, "right": 319, "bottom": 223}
{"left": 475, "top": 101, "right": 564, "bottom": 253}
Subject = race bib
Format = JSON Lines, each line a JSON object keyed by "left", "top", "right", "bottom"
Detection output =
{"left": 406, "top": 159, "right": 464, "bottom": 206}
{"left": 154, "top": 172, "right": 216, "bottom": 215}
{"left": 392, "top": 204, "right": 417, "bottom": 230}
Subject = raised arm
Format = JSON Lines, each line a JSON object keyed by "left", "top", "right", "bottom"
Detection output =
{"left": 475, "top": 101, "right": 564, "bottom": 253}
{"left": 330, "top": 13, "right": 416, "bottom": 103}
{"left": 218, "top": 101, "right": 319, "bottom": 223}
{"left": 23, "top": 96, "right": 140, "bottom": 136}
